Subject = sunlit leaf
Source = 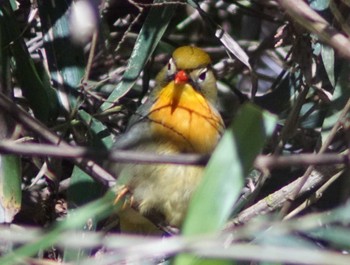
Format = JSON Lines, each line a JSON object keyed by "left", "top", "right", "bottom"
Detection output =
{"left": 0, "top": 191, "right": 117, "bottom": 265}
{"left": 309, "top": 0, "right": 330, "bottom": 11}
{"left": 175, "top": 103, "right": 277, "bottom": 265}
{"left": 0, "top": 155, "right": 21, "bottom": 223}
{"left": 187, "top": 0, "right": 252, "bottom": 71}
{"left": 37, "top": 0, "right": 85, "bottom": 111}
{"left": 100, "top": 0, "right": 176, "bottom": 112}
{"left": 321, "top": 44, "right": 335, "bottom": 87}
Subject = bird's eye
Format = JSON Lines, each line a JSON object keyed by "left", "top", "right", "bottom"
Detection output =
{"left": 167, "top": 58, "right": 176, "bottom": 74}
{"left": 198, "top": 68, "right": 207, "bottom": 82}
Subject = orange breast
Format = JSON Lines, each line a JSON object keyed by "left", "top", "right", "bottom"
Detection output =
{"left": 148, "top": 81, "right": 224, "bottom": 153}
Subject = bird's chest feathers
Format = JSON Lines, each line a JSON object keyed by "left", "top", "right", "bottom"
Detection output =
{"left": 148, "top": 82, "right": 223, "bottom": 153}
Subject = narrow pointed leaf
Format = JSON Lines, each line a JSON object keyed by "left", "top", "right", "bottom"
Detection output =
{"left": 100, "top": 0, "right": 176, "bottom": 111}
{"left": 175, "top": 103, "right": 277, "bottom": 265}
{"left": 0, "top": 155, "right": 21, "bottom": 223}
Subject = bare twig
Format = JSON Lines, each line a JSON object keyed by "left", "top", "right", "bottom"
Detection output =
{"left": 280, "top": 98, "right": 350, "bottom": 215}
{"left": 276, "top": 0, "right": 350, "bottom": 59}
{"left": 83, "top": 30, "right": 99, "bottom": 82}
{"left": 0, "top": 92, "right": 116, "bottom": 187}
{"left": 0, "top": 141, "right": 350, "bottom": 168}
{"left": 284, "top": 170, "right": 345, "bottom": 219}
{"left": 0, "top": 141, "right": 208, "bottom": 166}
{"left": 255, "top": 152, "right": 350, "bottom": 169}
{"left": 329, "top": 0, "right": 350, "bottom": 37}
{"left": 228, "top": 165, "right": 345, "bottom": 227}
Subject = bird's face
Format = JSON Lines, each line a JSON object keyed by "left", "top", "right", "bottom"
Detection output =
{"left": 155, "top": 46, "right": 218, "bottom": 105}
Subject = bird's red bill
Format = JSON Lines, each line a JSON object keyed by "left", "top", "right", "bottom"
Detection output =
{"left": 174, "top": 70, "right": 188, "bottom": 84}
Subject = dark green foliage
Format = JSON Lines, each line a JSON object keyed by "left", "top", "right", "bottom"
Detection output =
{"left": 0, "top": 0, "right": 350, "bottom": 264}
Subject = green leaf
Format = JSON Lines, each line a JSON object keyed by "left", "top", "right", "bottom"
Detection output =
{"left": 186, "top": 0, "right": 251, "bottom": 71}
{"left": 0, "top": 8, "right": 22, "bottom": 225}
{"left": 0, "top": 191, "right": 117, "bottom": 265}
{"left": 78, "top": 109, "right": 114, "bottom": 150}
{"left": 321, "top": 61, "right": 350, "bottom": 140}
{"left": 309, "top": 226, "right": 350, "bottom": 248}
{"left": 175, "top": 103, "right": 277, "bottom": 265}
{"left": 36, "top": 1, "right": 101, "bottom": 261}
{"left": 321, "top": 44, "right": 335, "bottom": 87}
{"left": 37, "top": 0, "right": 85, "bottom": 110}
{"left": 0, "top": 1, "right": 59, "bottom": 123}
{"left": 64, "top": 110, "right": 113, "bottom": 261}
{"left": 300, "top": 203, "right": 350, "bottom": 248}
{"left": 67, "top": 167, "right": 106, "bottom": 208}
{"left": 183, "top": 103, "right": 277, "bottom": 234}
{"left": 0, "top": 155, "right": 21, "bottom": 223}
{"left": 309, "top": 0, "right": 329, "bottom": 11}
{"left": 64, "top": 167, "right": 106, "bottom": 262}
{"left": 100, "top": 0, "right": 176, "bottom": 111}
{"left": 66, "top": 110, "right": 113, "bottom": 211}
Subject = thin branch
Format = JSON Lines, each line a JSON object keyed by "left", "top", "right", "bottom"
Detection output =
{"left": 284, "top": 170, "right": 344, "bottom": 219}
{"left": 0, "top": 141, "right": 350, "bottom": 168}
{"left": 276, "top": 0, "right": 350, "bottom": 59}
{"left": 227, "top": 166, "right": 345, "bottom": 227}
{"left": 280, "top": 98, "right": 350, "bottom": 215}
{"left": 255, "top": 152, "right": 350, "bottom": 169}
{"left": 0, "top": 92, "right": 116, "bottom": 187}
{"left": 0, "top": 141, "right": 208, "bottom": 166}
{"left": 83, "top": 29, "right": 99, "bottom": 82}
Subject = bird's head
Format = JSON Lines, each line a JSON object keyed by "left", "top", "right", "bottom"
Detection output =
{"left": 155, "top": 46, "right": 218, "bottom": 105}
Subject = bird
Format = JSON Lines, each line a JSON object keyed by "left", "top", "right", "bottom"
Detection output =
{"left": 107, "top": 46, "right": 225, "bottom": 233}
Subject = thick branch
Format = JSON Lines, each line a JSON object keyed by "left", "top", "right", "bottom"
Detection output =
{"left": 226, "top": 166, "right": 345, "bottom": 227}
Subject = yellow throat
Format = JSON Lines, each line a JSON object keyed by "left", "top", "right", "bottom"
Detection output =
{"left": 148, "top": 80, "right": 224, "bottom": 153}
